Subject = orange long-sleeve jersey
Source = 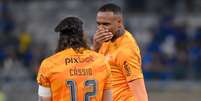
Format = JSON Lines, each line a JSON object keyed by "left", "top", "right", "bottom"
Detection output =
{"left": 99, "top": 30, "right": 144, "bottom": 101}
{"left": 37, "top": 48, "right": 112, "bottom": 101}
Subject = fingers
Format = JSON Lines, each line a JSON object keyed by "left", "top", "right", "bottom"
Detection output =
{"left": 92, "top": 28, "right": 113, "bottom": 51}
{"left": 94, "top": 29, "right": 113, "bottom": 44}
{"left": 95, "top": 32, "right": 113, "bottom": 43}
{"left": 95, "top": 28, "right": 108, "bottom": 36}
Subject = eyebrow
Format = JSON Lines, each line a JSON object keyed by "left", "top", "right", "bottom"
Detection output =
{"left": 96, "top": 22, "right": 110, "bottom": 25}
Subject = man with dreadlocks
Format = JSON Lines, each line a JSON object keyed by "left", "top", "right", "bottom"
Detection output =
{"left": 37, "top": 17, "right": 112, "bottom": 101}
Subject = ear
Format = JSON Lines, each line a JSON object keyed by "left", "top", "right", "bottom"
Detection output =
{"left": 82, "top": 32, "right": 86, "bottom": 36}
{"left": 117, "top": 17, "right": 122, "bottom": 28}
{"left": 83, "top": 32, "right": 88, "bottom": 38}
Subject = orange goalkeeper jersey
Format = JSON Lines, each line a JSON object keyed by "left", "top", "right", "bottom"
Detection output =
{"left": 99, "top": 30, "right": 144, "bottom": 101}
{"left": 37, "top": 48, "right": 112, "bottom": 101}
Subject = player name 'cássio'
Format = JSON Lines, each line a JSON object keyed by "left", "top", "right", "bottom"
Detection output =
{"left": 69, "top": 68, "right": 92, "bottom": 76}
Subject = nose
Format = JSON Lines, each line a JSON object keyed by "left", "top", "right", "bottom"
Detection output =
{"left": 97, "top": 24, "right": 104, "bottom": 30}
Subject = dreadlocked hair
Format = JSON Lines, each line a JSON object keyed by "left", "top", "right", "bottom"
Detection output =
{"left": 55, "top": 17, "right": 89, "bottom": 53}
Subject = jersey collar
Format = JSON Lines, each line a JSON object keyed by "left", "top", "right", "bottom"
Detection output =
{"left": 111, "top": 29, "right": 125, "bottom": 42}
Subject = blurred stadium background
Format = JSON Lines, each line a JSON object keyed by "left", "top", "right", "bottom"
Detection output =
{"left": 0, "top": 0, "right": 201, "bottom": 101}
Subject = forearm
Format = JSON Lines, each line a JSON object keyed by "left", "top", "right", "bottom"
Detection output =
{"left": 92, "top": 40, "right": 101, "bottom": 52}
{"left": 102, "top": 90, "right": 112, "bottom": 101}
{"left": 128, "top": 79, "right": 148, "bottom": 101}
{"left": 38, "top": 96, "right": 51, "bottom": 101}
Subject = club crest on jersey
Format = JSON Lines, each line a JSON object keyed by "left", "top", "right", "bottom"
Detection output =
{"left": 123, "top": 61, "right": 131, "bottom": 76}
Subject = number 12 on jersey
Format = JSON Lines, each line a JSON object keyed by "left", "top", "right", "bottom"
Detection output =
{"left": 66, "top": 80, "right": 97, "bottom": 101}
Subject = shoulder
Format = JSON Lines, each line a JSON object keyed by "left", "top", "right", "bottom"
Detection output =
{"left": 120, "top": 31, "right": 140, "bottom": 52}
{"left": 86, "top": 50, "right": 109, "bottom": 66}
{"left": 40, "top": 56, "right": 54, "bottom": 68}
{"left": 40, "top": 50, "right": 65, "bottom": 67}
{"left": 115, "top": 31, "right": 141, "bottom": 59}
{"left": 122, "top": 31, "right": 138, "bottom": 46}
{"left": 87, "top": 50, "right": 106, "bottom": 62}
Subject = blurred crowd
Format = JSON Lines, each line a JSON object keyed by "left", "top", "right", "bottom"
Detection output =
{"left": 141, "top": 16, "right": 201, "bottom": 80}
{"left": 0, "top": 0, "right": 201, "bottom": 87}
{"left": 0, "top": 1, "right": 49, "bottom": 87}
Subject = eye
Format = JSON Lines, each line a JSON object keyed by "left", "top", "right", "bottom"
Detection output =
{"left": 103, "top": 23, "right": 110, "bottom": 26}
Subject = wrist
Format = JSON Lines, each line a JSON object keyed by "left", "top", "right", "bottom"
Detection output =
{"left": 93, "top": 41, "right": 101, "bottom": 52}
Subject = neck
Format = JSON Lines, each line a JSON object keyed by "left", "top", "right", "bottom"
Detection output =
{"left": 111, "top": 28, "right": 125, "bottom": 42}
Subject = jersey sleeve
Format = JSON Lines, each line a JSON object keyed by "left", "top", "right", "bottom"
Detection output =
{"left": 103, "top": 61, "right": 112, "bottom": 90}
{"left": 37, "top": 60, "right": 51, "bottom": 87}
{"left": 117, "top": 47, "right": 144, "bottom": 82}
